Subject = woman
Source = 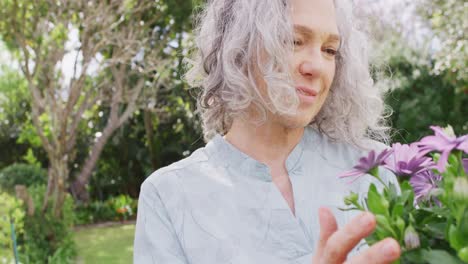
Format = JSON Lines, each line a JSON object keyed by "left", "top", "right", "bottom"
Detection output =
{"left": 134, "top": 0, "right": 401, "bottom": 263}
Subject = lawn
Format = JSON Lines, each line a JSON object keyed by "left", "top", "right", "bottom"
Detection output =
{"left": 74, "top": 223, "right": 135, "bottom": 264}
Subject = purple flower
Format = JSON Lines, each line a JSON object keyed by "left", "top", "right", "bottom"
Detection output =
{"left": 463, "top": 158, "right": 468, "bottom": 175}
{"left": 339, "top": 149, "right": 393, "bottom": 183}
{"left": 409, "top": 170, "right": 442, "bottom": 204}
{"left": 383, "top": 143, "right": 435, "bottom": 177}
{"left": 416, "top": 126, "right": 468, "bottom": 172}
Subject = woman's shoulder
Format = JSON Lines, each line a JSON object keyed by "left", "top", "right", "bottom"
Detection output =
{"left": 141, "top": 147, "right": 210, "bottom": 192}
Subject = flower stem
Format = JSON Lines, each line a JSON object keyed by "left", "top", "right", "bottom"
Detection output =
{"left": 370, "top": 167, "right": 388, "bottom": 188}
{"left": 456, "top": 150, "right": 467, "bottom": 177}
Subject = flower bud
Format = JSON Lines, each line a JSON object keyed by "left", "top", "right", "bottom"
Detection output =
{"left": 344, "top": 192, "right": 359, "bottom": 206}
{"left": 453, "top": 177, "right": 468, "bottom": 201}
{"left": 442, "top": 125, "right": 456, "bottom": 138}
{"left": 404, "top": 225, "right": 420, "bottom": 250}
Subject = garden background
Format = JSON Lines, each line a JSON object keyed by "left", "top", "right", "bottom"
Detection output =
{"left": 0, "top": 0, "right": 466, "bottom": 263}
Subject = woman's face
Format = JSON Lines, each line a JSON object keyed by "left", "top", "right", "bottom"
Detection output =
{"left": 274, "top": 0, "right": 340, "bottom": 128}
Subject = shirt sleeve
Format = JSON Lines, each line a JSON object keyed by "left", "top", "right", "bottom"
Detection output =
{"left": 133, "top": 180, "right": 188, "bottom": 264}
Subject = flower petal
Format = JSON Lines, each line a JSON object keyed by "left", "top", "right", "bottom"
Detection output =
{"left": 436, "top": 150, "right": 451, "bottom": 173}
{"left": 457, "top": 136, "right": 468, "bottom": 153}
{"left": 338, "top": 170, "right": 364, "bottom": 178}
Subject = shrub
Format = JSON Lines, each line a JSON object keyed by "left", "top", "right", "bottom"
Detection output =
{"left": 19, "top": 185, "right": 76, "bottom": 263}
{"left": 74, "top": 200, "right": 115, "bottom": 225}
{"left": 109, "top": 194, "right": 138, "bottom": 221}
{"left": 74, "top": 194, "right": 138, "bottom": 225}
{"left": 0, "top": 191, "right": 25, "bottom": 263}
{"left": 0, "top": 163, "right": 47, "bottom": 192}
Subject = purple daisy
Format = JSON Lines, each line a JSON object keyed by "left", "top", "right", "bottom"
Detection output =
{"left": 416, "top": 126, "right": 468, "bottom": 172}
{"left": 409, "top": 170, "right": 442, "bottom": 205}
{"left": 463, "top": 158, "right": 468, "bottom": 175}
{"left": 383, "top": 143, "right": 435, "bottom": 177}
{"left": 339, "top": 149, "right": 393, "bottom": 183}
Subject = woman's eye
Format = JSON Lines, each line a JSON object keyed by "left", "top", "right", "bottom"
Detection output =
{"left": 293, "top": 39, "right": 303, "bottom": 46}
{"left": 324, "top": 48, "right": 337, "bottom": 56}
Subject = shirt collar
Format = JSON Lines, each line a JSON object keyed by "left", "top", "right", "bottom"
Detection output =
{"left": 205, "top": 127, "right": 317, "bottom": 182}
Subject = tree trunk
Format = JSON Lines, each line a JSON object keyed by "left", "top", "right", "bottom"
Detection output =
{"left": 15, "top": 185, "right": 35, "bottom": 216}
{"left": 144, "top": 110, "right": 158, "bottom": 170}
{"left": 71, "top": 124, "right": 117, "bottom": 202}
{"left": 71, "top": 77, "right": 146, "bottom": 202}
{"left": 42, "top": 154, "right": 69, "bottom": 218}
{"left": 41, "top": 167, "right": 55, "bottom": 213}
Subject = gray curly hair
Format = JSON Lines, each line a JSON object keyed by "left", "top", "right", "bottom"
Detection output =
{"left": 185, "top": 0, "right": 391, "bottom": 147}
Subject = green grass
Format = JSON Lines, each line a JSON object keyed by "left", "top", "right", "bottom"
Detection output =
{"left": 74, "top": 223, "right": 135, "bottom": 264}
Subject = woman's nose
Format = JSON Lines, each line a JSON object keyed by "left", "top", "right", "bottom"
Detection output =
{"left": 298, "top": 52, "right": 323, "bottom": 78}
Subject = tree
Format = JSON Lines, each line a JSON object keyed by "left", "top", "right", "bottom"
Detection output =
{"left": 416, "top": 0, "right": 467, "bottom": 89}
{"left": 355, "top": 0, "right": 468, "bottom": 142}
{"left": 0, "top": 0, "right": 169, "bottom": 216}
{"left": 0, "top": 66, "right": 31, "bottom": 167}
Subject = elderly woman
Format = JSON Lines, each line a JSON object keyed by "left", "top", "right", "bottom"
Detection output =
{"left": 134, "top": 0, "right": 401, "bottom": 263}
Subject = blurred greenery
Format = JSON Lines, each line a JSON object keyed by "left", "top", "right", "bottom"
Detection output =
{"left": 416, "top": 0, "right": 467, "bottom": 87}
{"left": 367, "top": 0, "right": 468, "bottom": 142}
{"left": 74, "top": 194, "right": 138, "bottom": 225}
{"left": 385, "top": 55, "right": 468, "bottom": 143}
{"left": 0, "top": 191, "right": 25, "bottom": 263}
{"left": 0, "top": 163, "right": 47, "bottom": 192}
{"left": 19, "top": 185, "right": 76, "bottom": 263}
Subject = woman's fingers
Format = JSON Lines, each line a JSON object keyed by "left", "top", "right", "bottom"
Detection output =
{"left": 321, "top": 212, "right": 376, "bottom": 263}
{"left": 315, "top": 207, "right": 338, "bottom": 259}
{"left": 313, "top": 209, "right": 400, "bottom": 264}
{"left": 344, "top": 238, "right": 401, "bottom": 264}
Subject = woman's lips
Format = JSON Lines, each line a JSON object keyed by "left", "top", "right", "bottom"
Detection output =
{"left": 296, "top": 86, "right": 318, "bottom": 103}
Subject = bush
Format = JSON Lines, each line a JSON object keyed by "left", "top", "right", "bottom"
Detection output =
{"left": 74, "top": 200, "right": 115, "bottom": 225}
{"left": 109, "top": 194, "right": 138, "bottom": 221}
{"left": 0, "top": 191, "right": 25, "bottom": 263}
{"left": 74, "top": 194, "right": 138, "bottom": 225}
{"left": 0, "top": 163, "right": 47, "bottom": 192}
{"left": 19, "top": 185, "right": 76, "bottom": 264}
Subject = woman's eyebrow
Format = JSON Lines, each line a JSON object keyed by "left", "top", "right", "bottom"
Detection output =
{"left": 293, "top": 24, "right": 341, "bottom": 42}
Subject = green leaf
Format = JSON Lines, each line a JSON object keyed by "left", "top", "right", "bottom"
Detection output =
{"left": 424, "top": 222, "right": 447, "bottom": 239}
{"left": 388, "top": 182, "right": 401, "bottom": 200}
{"left": 458, "top": 247, "right": 468, "bottom": 263}
{"left": 395, "top": 216, "right": 406, "bottom": 241}
{"left": 398, "top": 181, "right": 415, "bottom": 208}
{"left": 400, "top": 181, "right": 413, "bottom": 192}
{"left": 392, "top": 203, "right": 404, "bottom": 218}
{"left": 376, "top": 214, "right": 398, "bottom": 238}
{"left": 449, "top": 224, "right": 463, "bottom": 251}
{"left": 421, "top": 206, "right": 451, "bottom": 218}
{"left": 367, "top": 184, "right": 389, "bottom": 216}
{"left": 458, "top": 208, "right": 468, "bottom": 241}
{"left": 421, "top": 249, "right": 465, "bottom": 264}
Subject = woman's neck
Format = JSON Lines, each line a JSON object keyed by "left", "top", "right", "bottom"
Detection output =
{"left": 224, "top": 117, "right": 305, "bottom": 167}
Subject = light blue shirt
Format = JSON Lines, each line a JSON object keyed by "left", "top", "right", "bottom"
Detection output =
{"left": 133, "top": 127, "right": 397, "bottom": 263}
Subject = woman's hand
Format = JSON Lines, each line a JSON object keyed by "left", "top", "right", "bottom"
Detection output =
{"left": 312, "top": 207, "right": 401, "bottom": 264}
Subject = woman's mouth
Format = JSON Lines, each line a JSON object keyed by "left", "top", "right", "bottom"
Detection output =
{"left": 296, "top": 86, "right": 318, "bottom": 103}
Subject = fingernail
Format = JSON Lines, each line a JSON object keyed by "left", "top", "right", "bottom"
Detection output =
{"left": 383, "top": 240, "right": 399, "bottom": 259}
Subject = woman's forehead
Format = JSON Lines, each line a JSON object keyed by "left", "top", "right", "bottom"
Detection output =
{"left": 290, "top": 0, "right": 339, "bottom": 36}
